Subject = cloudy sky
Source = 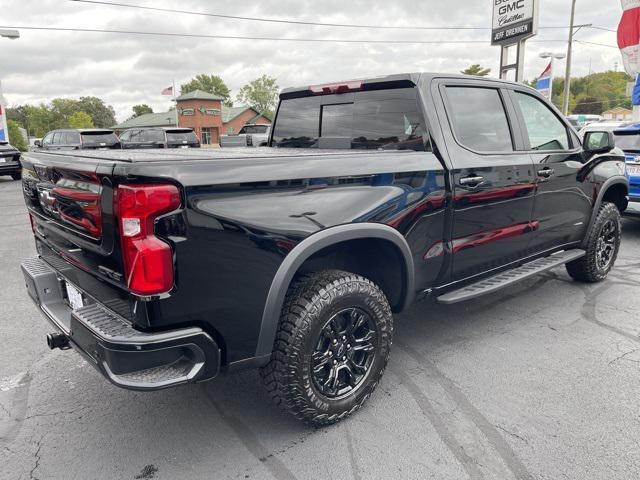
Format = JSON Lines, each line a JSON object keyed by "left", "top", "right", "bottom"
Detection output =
{"left": 0, "top": 0, "right": 623, "bottom": 122}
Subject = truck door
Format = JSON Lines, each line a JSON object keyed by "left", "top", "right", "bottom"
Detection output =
{"left": 508, "top": 89, "right": 592, "bottom": 252}
{"left": 438, "top": 82, "right": 536, "bottom": 281}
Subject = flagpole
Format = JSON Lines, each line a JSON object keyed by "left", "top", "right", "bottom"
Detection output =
{"left": 173, "top": 79, "right": 178, "bottom": 127}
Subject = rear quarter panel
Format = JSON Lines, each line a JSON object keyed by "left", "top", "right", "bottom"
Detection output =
{"left": 116, "top": 151, "right": 447, "bottom": 364}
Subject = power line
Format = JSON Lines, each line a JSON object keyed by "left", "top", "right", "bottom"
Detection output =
{"left": 588, "top": 26, "right": 617, "bottom": 33}
{"left": 574, "top": 40, "right": 618, "bottom": 49}
{"left": 0, "top": 25, "right": 571, "bottom": 44}
{"left": 68, "top": 0, "right": 613, "bottom": 33}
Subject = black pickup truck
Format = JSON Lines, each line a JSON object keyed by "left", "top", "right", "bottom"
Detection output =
{"left": 20, "top": 73, "right": 628, "bottom": 425}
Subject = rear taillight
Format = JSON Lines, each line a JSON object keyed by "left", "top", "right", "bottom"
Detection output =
{"left": 114, "top": 184, "right": 181, "bottom": 296}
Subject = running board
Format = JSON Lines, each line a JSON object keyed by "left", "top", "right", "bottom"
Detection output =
{"left": 436, "top": 249, "right": 586, "bottom": 305}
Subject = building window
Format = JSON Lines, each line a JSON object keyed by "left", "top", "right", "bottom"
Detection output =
{"left": 202, "top": 127, "right": 212, "bottom": 145}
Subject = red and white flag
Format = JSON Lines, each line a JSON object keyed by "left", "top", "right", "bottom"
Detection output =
{"left": 618, "top": 0, "right": 640, "bottom": 75}
{"left": 161, "top": 85, "right": 173, "bottom": 96}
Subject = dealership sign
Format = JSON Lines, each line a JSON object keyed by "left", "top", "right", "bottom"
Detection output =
{"left": 492, "top": 0, "right": 539, "bottom": 45}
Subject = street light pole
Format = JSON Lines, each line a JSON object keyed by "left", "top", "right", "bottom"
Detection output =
{"left": 562, "top": 0, "right": 577, "bottom": 116}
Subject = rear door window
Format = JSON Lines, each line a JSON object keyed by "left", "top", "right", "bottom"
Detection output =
{"left": 444, "top": 86, "right": 513, "bottom": 152}
{"left": 142, "top": 130, "right": 165, "bottom": 143}
{"left": 166, "top": 130, "right": 197, "bottom": 143}
{"left": 81, "top": 131, "right": 118, "bottom": 146}
{"left": 239, "top": 125, "right": 269, "bottom": 134}
{"left": 63, "top": 131, "right": 80, "bottom": 145}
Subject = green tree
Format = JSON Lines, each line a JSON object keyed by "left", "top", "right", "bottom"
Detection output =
{"left": 22, "top": 104, "right": 58, "bottom": 138}
{"left": 76, "top": 96, "right": 117, "bottom": 128}
{"left": 7, "top": 119, "right": 28, "bottom": 151}
{"left": 236, "top": 75, "right": 279, "bottom": 117}
{"left": 573, "top": 96, "right": 602, "bottom": 115}
{"left": 131, "top": 104, "right": 153, "bottom": 118}
{"left": 181, "top": 74, "right": 232, "bottom": 106}
{"left": 461, "top": 64, "right": 491, "bottom": 77}
{"left": 543, "top": 71, "right": 632, "bottom": 114}
{"left": 68, "top": 111, "right": 94, "bottom": 129}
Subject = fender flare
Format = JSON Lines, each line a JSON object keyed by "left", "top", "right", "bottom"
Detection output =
{"left": 254, "top": 223, "right": 415, "bottom": 358}
{"left": 582, "top": 175, "right": 628, "bottom": 248}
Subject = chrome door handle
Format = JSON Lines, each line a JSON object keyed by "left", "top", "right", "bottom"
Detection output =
{"left": 538, "top": 168, "right": 555, "bottom": 178}
{"left": 459, "top": 175, "right": 485, "bottom": 187}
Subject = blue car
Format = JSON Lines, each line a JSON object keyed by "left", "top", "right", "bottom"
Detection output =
{"left": 613, "top": 124, "right": 640, "bottom": 215}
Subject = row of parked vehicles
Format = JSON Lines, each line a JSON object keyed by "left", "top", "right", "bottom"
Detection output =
{"left": 31, "top": 123, "right": 272, "bottom": 152}
{"left": 33, "top": 127, "right": 200, "bottom": 151}
{"left": 0, "top": 124, "right": 262, "bottom": 181}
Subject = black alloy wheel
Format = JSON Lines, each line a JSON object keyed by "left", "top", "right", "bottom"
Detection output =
{"left": 311, "top": 307, "right": 377, "bottom": 399}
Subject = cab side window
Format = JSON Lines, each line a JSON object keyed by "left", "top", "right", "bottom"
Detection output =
{"left": 42, "top": 133, "right": 53, "bottom": 146}
{"left": 119, "top": 130, "right": 131, "bottom": 142}
{"left": 64, "top": 132, "right": 80, "bottom": 145}
{"left": 514, "top": 92, "right": 570, "bottom": 151}
{"left": 129, "top": 130, "right": 143, "bottom": 143}
{"left": 445, "top": 86, "right": 513, "bottom": 153}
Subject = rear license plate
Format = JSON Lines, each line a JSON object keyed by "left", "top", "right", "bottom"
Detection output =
{"left": 627, "top": 165, "right": 640, "bottom": 176}
{"left": 65, "top": 282, "right": 84, "bottom": 310}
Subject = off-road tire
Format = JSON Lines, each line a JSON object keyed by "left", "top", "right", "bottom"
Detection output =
{"left": 260, "top": 270, "right": 393, "bottom": 426}
{"left": 566, "top": 202, "right": 621, "bottom": 282}
{"left": 10, "top": 171, "right": 21, "bottom": 181}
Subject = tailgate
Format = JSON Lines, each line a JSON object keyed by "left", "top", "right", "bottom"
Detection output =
{"left": 20, "top": 151, "right": 135, "bottom": 320}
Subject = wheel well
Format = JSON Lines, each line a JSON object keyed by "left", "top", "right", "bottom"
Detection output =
{"left": 294, "top": 238, "right": 408, "bottom": 312}
{"left": 602, "top": 183, "right": 628, "bottom": 213}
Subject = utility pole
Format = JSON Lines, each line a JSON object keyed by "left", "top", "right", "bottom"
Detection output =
{"left": 562, "top": 0, "right": 577, "bottom": 116}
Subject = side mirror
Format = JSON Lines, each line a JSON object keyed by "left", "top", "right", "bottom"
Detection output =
{"left": 34, "top": 140, "right": 42, "bottom": 148}
{"left": 583, "top": 131, "right": 615, "bottom": 155}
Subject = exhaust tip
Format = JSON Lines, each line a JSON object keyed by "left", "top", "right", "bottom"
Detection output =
{"left": 47, "top": 332, "right": 69, "bottom": 350}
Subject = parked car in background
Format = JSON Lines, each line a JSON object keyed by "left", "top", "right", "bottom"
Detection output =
{"left": 567, "top": 117, "right": 580, "bottom": 128}
{"left": 34, "top": 129, "right": 121, "bottom": 150}
{"left": 119, "top": 127, "right": 200, "bottom": 149}
{"left": 567, "top": 114, "right": 603, "bottom": 129}
{"left": 613, "top": 124, "right": 640, "bottom": 215}
{"left": 0, "top": 141, "right": 22, "bottom": 180}
{"left": 220, "top": 124, "right": 271, "bottom": 147}
{"left": 579, "top": 121, "right": 633, "bottom": 139}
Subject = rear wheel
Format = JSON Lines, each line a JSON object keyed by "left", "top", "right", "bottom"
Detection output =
{"left": 260, "top": 270, "right": 392, "bottom": 426}
{"left": 566, "top": 202, "right": 621, "bottom": 282}
{"left": 11, "top": 171, "right": 21, "bottom": 181}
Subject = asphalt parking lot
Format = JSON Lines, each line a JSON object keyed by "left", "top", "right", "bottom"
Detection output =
{"left": 1, "top": 176, "right": 639, "bottom": 480}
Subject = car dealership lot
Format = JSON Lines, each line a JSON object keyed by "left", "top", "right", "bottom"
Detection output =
{"left": 1, "top": 177, "right": 639, "bottom": 480}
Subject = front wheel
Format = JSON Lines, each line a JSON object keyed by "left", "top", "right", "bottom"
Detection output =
{"left": 260, "top": 270, "right": 393, "bottom": 426}
{"left": 11, "top": 171, "right": 21, "bottom": 181}
{"left": 566, "top": 202, "right": 621, "bottom": 282}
